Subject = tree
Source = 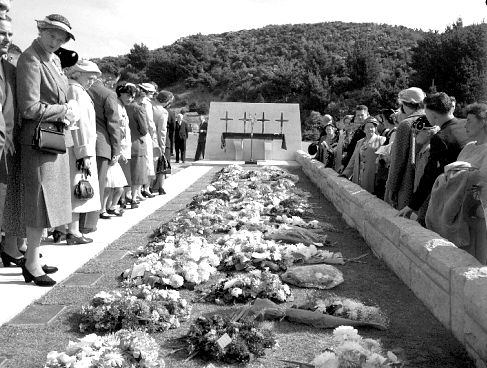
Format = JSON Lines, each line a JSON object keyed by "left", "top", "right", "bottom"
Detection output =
{"left": 127, "top": 43, "right": 150, "bottom": 71}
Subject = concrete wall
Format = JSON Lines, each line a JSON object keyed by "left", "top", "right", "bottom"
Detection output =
{"left": 296, "top": 150, "right": 487, "bottom": 368}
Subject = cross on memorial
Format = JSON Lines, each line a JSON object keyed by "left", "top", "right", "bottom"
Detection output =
{"left": 275, "top": 112, "right": 289, "bottom": 134}
{"left": 257, "top": 112, "right": 270, "bottom": 134}
{"left": 220, "top": 111, "right": 233, "bottom": 132}
{"left": 239, "top": 112, "right": 252, "bottom": 133}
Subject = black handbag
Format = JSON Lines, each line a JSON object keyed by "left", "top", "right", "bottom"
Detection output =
{"left": 32, "top": 109, "right": 66, "bottom": 155}
{"left": 74, "top": 167, "right": 94, "bottom": 200}
{"left": 156, "top": 153, "right": 171, "bottom": 175}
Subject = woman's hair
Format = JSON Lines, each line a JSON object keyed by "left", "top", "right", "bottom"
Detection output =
{"left": 423, "top": 92, "right": 453, "bottom": 114}
{"left": 116, "top": 83, "right": 137, "bottom": 97}
{"left": 466, "top": 103, "right": 487, "bottom": 124}
{"left": 381, "top": 108, "right": 396, "bottom": 125}
{"left": 37, "top": 27, "right": 70, "bottom": 43}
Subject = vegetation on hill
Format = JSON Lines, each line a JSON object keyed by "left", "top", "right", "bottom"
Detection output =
{"left": 92, "top": 20, "right": 486, "bottom": 138}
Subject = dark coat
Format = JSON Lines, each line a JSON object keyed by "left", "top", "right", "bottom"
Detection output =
{"left": 87, "top": 80, "right": 121, "bottom": 160}
{"left": 409, "top": 117, "right": 469, "bottom": 211}
{"left": 17, "top": 39, "right": 72, "bottom": 228}
{"left": 126, "top": 102, "right": 148, "bottom": 156}
{"left": 175, "top": 121, "right": 189, "bottom": 141}
{"left": 0, "top": 58, "right": 16, "bottom": 159}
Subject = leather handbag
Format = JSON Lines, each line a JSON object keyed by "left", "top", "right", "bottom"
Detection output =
{"left": 156, "top": 153, "right": 171, "bottom": 175}
{"left": 32, "top": 109, "right": 66, "bottom": 155}
{"left": 74, "top": 168, "right": 94, "bottom": 200}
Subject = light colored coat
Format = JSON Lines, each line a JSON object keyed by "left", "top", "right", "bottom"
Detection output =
{"left": 67, "top": 80, "right": 100, "bottom": 213}
{"left": 17, "top": 39, "right": 72, "bottom": 228}
{"left": 343, "top": 134, "right": 386, "bottom": 194}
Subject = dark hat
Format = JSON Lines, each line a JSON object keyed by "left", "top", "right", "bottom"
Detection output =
{"left": 308, "top": 143, "right": 318, "bottom": 155}
{"left": 36, "top": 14, "right": 75, "bottom": 41}
{"left": 156, "top": 90, "right": 174, "bottom": 104}
{"left": 54, "top": 47, "right": 78, "bottom": 68}
{"left": 364, "top": 116, "right": 380, "bottom": 126}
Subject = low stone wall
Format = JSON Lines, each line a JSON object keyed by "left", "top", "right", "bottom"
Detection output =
{"left": 296, "top": 150, "right": 487, "bottom": 368}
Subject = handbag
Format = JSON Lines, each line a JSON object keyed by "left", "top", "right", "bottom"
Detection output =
{"left": 156, "top": 153, "right": 171, "bottom": 175}
{"left": 32, "top": 108, "right": 66, "bottom": 154}
{"left": 74, "top": 171, "right": 94, "bottom": 200}
{"left": 74, "top": 163, "right": 94, "bottom": 200}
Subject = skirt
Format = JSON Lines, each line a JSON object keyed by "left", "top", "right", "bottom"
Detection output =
{"left": 144, "top": 133, "right": 155, "bottom": 177}
{"left": 69, "top": 147, "right": 101, "bottom": 214}
{"left": 130, "top": 155, "right": 147, "bottom": 185}
{"left": 119, "top": 158, "right": 131, "bottom": 186}
{"left": 106, "top": 162, "right": 128, "bottom": 188}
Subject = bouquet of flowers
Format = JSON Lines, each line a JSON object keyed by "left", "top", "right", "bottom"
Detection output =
{"left": 78, "top": 287, "right": 191, "bottom": 333}
{"left": 181, "top": 314, "right": 276, "bottom": 364}
{"left": 215, "top": 230, "right": 293, "bottom": 272}
{"left": 44, "top": 329, "right": 165, "bottom": 368}
{"left": 123, "top": 235, "right": 220, "bottom": 288}
{"left": 306, "top": 326, "right": 403, "bottom": 368}
{"left": 197, "top": 269, "right": 293, "bottom": 304}
{"left": 297, "top": 296, "right": 388, "bottom": 327}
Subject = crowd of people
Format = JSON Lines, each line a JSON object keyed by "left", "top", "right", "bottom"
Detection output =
{"left": 311, "top": 87, "right": 487, "bottom": 264}
{"left": 0, "top": 9, "right": 207, "bottom": 287}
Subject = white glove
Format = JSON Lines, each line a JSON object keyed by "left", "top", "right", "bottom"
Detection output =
{"left": 65, "top": 99, "right": 81, "bottom": 123}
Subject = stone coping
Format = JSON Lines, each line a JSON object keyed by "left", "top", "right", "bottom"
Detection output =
{"left": 296, "top": 150, "right": 487, "bottom": 368}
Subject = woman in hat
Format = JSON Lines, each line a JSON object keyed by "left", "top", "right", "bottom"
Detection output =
{"left": 52, "top": 60, "right": 102, "bottom": 244}
{"left": 341, "top": 117, "right": 386, "bottom": 194}
{"left": 16, "top": 14, "right": 78, "bottom": 286}
{"left": 115, "top": 83, "right": 136, "bottom": 208}
{"left": 316, "top": 122, "right": 338, "bottom": 168}
{"left": 137, "top": 83, "right": 156, "bottom": 199}
{"left": 150, "top": 91, "right": 171, "bottom": 195}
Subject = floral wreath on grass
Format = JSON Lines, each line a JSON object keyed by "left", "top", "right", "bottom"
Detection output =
{"left": 305, "top": 326, "right": 403, "bottom": 368}
{"left": 295, "top": 296, "right": 389, "bottom": 327}
{"left": 196, "top": 269, "right": 293, "bottom": 305}
{"left": 79, "top": 286, "right": 191, "bottom": 334}
{"left": 44, "top": 329, "right": 165, "bottom": 368}
{"left": 179, "top": 314, "right": 277, "bottom": 364}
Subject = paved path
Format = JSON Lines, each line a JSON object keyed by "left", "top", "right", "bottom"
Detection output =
{"left": 0, "top": 164, "right": 213, "bottom": 327}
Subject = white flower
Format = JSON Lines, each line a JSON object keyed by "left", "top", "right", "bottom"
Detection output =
{"left": 168, "top": 274, "right": 184, "bottom": 288}
{"left": 230, "top": 287, "right": 243, "bottom": 297}
{"left": 311, "top": 351, "right": 339, "bottom": 368}
{"left": 333, "top": 326, "right": 360, "bottom": 342}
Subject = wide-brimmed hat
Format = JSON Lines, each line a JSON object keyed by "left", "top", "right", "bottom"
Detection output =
{"left": 398, "top": 87, "right": 425, "bottom": 104}
{"left": 70, "top": 59, "right": 101, "bottom": 75}
{"left": 36, "top": 14, "right": 75, "bottom": 41}
{"left": 138, "top": 83, "right": 156, "bottom": 93}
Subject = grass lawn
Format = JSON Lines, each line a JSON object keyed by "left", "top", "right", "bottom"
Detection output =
{"left": 0, "top": 166, "right": 475, "bottom": 368}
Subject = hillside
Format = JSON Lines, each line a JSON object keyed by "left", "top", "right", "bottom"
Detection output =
{"left": 93, "top": 20, "right": 486, "bottom": 136}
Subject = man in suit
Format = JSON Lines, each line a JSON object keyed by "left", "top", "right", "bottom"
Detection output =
{"left": 0, "top": 16, "right": 16, "bottom": 231}
{"left": 80, "top": 79, "right": 120, "bottom": 233}
{"left": 174, "top": 113, "right": 189, "bottom": 163}
{"left": 194, "top": 115, "right": 207, "bottom": 161}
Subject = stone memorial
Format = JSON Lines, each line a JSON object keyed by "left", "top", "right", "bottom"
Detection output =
{"left": 205, "top": 102, "right": 301, "bottom": 161}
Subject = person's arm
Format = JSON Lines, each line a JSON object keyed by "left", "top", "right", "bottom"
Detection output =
{"left": 136, "top": 105, "right": 148, "bottom": 136}
{"left": 341, "top": 142, "right": 360, "bottom": 178}
{"left": 385, "top": 122, "right": 410, "bottom": 195}
{"left": 104, "top": 91, "right": 121, "bottom": 157}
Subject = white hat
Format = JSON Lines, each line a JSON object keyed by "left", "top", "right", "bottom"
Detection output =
{"left": 70, "top": 59, "right": 101, "bottom": 75}
{"left": 138, "top": 83, "right": 156, "bottom": 93}
{"left": 36, "top": 14, "right": 75, "bottom": 41}
{"left": 398, "top": 87, "right": 425, "bottom": 104}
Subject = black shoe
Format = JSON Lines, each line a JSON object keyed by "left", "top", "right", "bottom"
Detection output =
{"left": 42, "top": 265, "right": 58, "bottom": 274}
{"left": 21, "top": 264, "right": 56, "bottom": 287}
{"left": 159, "top": 188, "right": 166, "bottom": 195}
{"left": 99, "top": 212, "right": 112, "bottom": 219}
{"left": 52, "top": 230, "right": 67, "bottom": 243}
{"left": 66, "top": 233, "right": 94, "bottom": 245}
{"left": 118, "top": 197, "right": 126, "bottom": 209}
{"left": 0, "top": 251, "right": 24, "bottom": 267}
{"left": 131, "top": 202, "right": 139, "bottom": 209}
{"left": 107, "top": 208, "right": 124, "bottom": 217}
{"left": 142, "top": 190, "right": 155, "bottom": 198}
